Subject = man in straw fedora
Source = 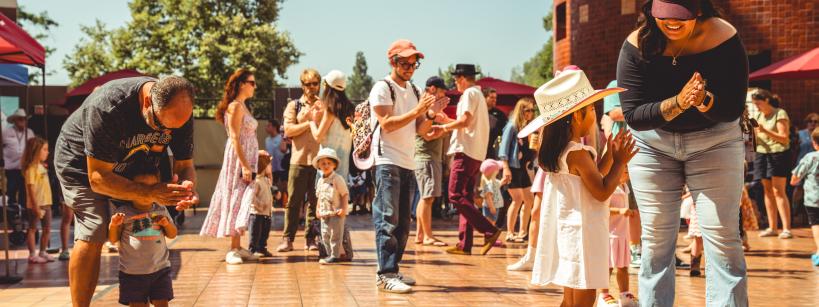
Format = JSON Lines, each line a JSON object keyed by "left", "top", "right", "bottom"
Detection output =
{"left": 2, "top": 108, "right": 35, "bottom": 207}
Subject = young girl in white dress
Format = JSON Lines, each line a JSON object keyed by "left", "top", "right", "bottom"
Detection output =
{"left": 518, "top": 68, "right": 636, "bottom": 306}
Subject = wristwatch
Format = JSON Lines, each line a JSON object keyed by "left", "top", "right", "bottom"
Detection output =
{"left": 697, "top": 91, "right": 715, "bottom": 112}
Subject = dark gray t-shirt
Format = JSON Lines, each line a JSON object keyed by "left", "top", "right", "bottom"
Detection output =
{"left": 114, "top": 203, "right": 172, "bottom": 275}
{"left": 54, "top": 77, "right": 194, "bottom": 188}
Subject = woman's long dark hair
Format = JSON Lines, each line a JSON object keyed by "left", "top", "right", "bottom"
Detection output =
{"left": 216, "top": 68, "right": 254, "bottom": 124}
{"left": 538, "top": 112, "right": 577, "bottom": 173}
{"left": 636, "top": 0, "right": 723, "bottom": 59}
{"left": 751, "top": 89, "right": 781, "bottom": 108}
{"left": 321, "top": 84, "right": 354, "bottom": 130}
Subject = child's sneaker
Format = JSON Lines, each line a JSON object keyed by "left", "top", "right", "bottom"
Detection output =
{"left": 596, "top": 293, "right": 619, "bottom": 307}
{"left": 253, "top": 250, "right": 273, "bottom": 258}
{"left": 758, "top": 228, "right": 777, "bottom": 237}
{"left": 619, "top": 292, "right": 639, "bottom": 307}
{"left": 811, "top": 253, "right": 819, "bottom": 266}
{"left": 39, "top": 251, "right": 56, "bottom": 262}
{"left": 319, "top": 257, "right": 338, "bottom": 265}
{"left": 778, "top": 230, "right": 793, "bottom": 239}
{"left": 225, "top": 250, "right": 243, "bottom": 265}
{"left": 507, "top": 253, "right": 534, "bottom": 271}
{"left": 237, "top": 248, "right": 259, "bottom": 261}
{"left": 629, "top": 245, "right": 642, "bottom": 268}
{"left": 376, "top": 274, "right": 412, "bottom": 294}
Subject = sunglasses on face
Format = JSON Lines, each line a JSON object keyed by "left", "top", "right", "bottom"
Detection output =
{"left": 302, "top": 81, "right": 320, "bottom": 87}
{"left": 807, "top": 120, "right": 818, "bottom": 124}
{"left": 396, "top": 60, "right": 421, "bottom": 70}
{"left": 523, "top": 108, "right": 535, "bottom": 113}
{"left": 243, "top": 80, "right": 257, "bottom": 87}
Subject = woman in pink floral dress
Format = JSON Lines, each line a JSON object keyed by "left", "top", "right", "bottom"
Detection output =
{"left": 200, "top": 68, "right": 260, "bottom": 265}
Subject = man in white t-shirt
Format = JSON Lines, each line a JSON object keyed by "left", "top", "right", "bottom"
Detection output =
{"left": 431, "top": 64, "right": 501, "bottom": 256}
{"left": 369, "top": 39, "right": 436, "bottom": 294}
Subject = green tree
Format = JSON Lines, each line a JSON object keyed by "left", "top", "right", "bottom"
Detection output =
{"left": 511, "top": 13, "right": 553, "bottom": 87}
{"left": 64, "top": 0, "right": 302, "bottom": 117}
{"left": 346, "top": 51, "right": 374, "bottom": 102}
{"left": 17, "top": 6, "right": 59, "bottom": 84}
{"left": 62, "top": 21, "right": 116, "bottom": 88}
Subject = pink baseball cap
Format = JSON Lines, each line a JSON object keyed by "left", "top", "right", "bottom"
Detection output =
{"left": 652, "top": 0, "right": 699, "bottom": 20}
{"left": 387, "top": 39, "right": 425, "bottom": 59}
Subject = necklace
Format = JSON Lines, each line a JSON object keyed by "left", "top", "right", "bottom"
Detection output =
{"left": 671, "top": 24, "right": 695, "bottom": 66}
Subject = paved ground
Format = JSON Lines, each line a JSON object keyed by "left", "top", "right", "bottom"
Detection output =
{"left": 0, "top": 207, "right": 817, "bottom": 306}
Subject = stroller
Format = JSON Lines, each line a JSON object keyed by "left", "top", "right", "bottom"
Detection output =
{"left": 0, "top": 196, "right": 28, "bottom": 246}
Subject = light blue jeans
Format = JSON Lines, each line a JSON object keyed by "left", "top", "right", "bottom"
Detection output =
{"left": 628, "top": 120, "right": 748, "bottom": 307}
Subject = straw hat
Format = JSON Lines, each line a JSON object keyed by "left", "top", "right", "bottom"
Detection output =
{"left": 6, "top": 109, "right": 29, "bottom": 123}
{"left": 518, "top": 67, "right": 625, "bottom": 138}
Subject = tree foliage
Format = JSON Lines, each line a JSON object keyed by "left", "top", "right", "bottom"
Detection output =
{"left": 16, "top": 6, "right": 59, "bottom": 84}
{"left": 63, "top": 0, "right": 302, "bottom": 116}
{"left": 63, "top": 21, "right": 116, "bottom": 88}
{"left": 510, "top": 13, "right": 553, "bottom": 87}
{"left": 346, "top": 51, "right": 374, "bottom": 102}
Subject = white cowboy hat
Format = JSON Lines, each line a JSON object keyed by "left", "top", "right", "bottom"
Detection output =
{"left": 6, "top": 108, "right": 29, "bottom": 123}
{"left": 518, "top": 68, "right": 625, "bottom": 138}
{"left": 312, "top": 147, "right": 340, "bottom": 170}
{"left": 323, "top": 70, "right": 346, "bottom": 91}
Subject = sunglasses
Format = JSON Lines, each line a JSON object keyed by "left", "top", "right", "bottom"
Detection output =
{"left": 243, "top": 80, "right": 257, "bottom": 87}
{"left": 302, "top": 81, "right": 320, "bottom": 87}
{"left": 151, "top": 102, "right": 169, "bottom": 131}
{"left": 396, "top": 60, "right": 421, "bottom": 70}
{"left": 523, "top": 108, "right": 536, "bottom": 113}
{"left": 807, "top": 120, "right": 819, "bottom": 124}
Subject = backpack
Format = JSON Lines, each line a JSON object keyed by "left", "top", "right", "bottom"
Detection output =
{"left": 351, "top": 79, "right": 420, "bottom": 170}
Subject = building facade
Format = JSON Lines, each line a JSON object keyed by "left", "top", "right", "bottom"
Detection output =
{"left": 553, "top": 0, "right": 818, "bottom": 124}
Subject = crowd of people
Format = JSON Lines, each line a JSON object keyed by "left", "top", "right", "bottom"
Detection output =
{"left": 6, "top": 0, "right": 818, "bottom": 306}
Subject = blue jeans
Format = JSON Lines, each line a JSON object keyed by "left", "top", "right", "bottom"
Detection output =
{"left": 372, "top": 164, "right": 416, "bottom": 275}
{"left": 629, "top": 120, "right": 748, "bottom": 307}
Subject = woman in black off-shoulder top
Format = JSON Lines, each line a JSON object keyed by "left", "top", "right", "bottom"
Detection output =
{"left": 615, "top": 1, "right": 748, "bottom": 306}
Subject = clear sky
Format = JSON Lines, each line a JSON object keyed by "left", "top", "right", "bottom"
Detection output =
{"left": 19, "top": 0, "right": 552, "bottom": 87}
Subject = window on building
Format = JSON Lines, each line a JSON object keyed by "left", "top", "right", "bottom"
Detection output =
{"left": 580, "top": 4, "right": 589, "bottom": 23}
{"left": 556, "top": 2, "right": 567, "bottom": 41}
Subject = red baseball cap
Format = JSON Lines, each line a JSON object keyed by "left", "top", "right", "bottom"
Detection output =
{"left": 387, "top": 39, "right": 425, "bottom": 60}
{"left": 652, "top": 0, "right": 699, "bottom": 20}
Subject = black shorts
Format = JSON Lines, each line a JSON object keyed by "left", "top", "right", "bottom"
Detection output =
{"left": 806, "top": 206, "right": 819, "bottom": 226}
{"left": 753, "top": 152, "right": 792, "bottom": 180}
{"left": 119, "top": 267, "right": 174, "bottom": 305}
{"left": 508, "top": 167, "right": 532, "bottom": 189}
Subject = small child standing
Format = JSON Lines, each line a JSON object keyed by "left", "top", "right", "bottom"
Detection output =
{"left": 682, "top": 186, "right": 704, "bottom": 276}
{"left": 108, "top": 162, "right": 178, "bottom": 307}
{"left": 479, "top": 159, "right": 504, "bottom": 225}
{"left": 790, "top": 128, "right": 819, "bottom": 266}
{"left": 22, "top": 137, "right": 55, "bottom": 263}
{"left": 313, "top": 147, "right": 349, "bottom": 264}
{"left": 247, "top": 153, "right": 274, "bottom": 257}
{"left": 525, "top": 69, "right": 635, "bottom": 306}
{"left": 598, "top": 170, "right": 639, "bottom": 307}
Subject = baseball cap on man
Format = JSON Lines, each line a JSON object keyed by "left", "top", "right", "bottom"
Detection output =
{"left": 651, "top": 0, "right": 700, "bottom": 20}
{"left": 387, "top": 39, "right": 425, "bottom": 59}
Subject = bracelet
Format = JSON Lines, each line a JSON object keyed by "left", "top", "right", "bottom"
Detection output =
{"left": 675, "top": 96, "right": 689, "bottom": 111}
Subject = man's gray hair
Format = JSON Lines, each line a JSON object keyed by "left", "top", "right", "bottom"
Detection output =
{"left": 150, "top": 76, "right": 195, "bottom": 109}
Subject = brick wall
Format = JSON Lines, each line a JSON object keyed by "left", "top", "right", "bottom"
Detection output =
{"left": 553, "top": 0, "right": 818, "bottom": 125}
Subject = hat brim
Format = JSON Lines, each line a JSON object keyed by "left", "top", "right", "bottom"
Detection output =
{"left": 518, "top": 87, "right": 626, "bottom": 138}
{"left": 396, "top": 50, "right": 425, "bottom": 59}
{"left": 312, "top": 154, "right": 340, "bottom": 170}
{"left": 6, "top": 115, "right": 28, "bottom": 123}
{"left": 353, "top": 153, "right": 374, "bottom": 170}
{"left": 651, "top": 1, "right": 697, "bottom": 20}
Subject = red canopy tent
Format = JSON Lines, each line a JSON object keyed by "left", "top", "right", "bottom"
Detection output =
{"left": 63, "top": 69, "right": 153, "bottom": 112}
{"left": 749, "top": 46, "right": 819, "bottom": 80}
{"left": 444, "top": 77, "right": 536, "bottom": 118}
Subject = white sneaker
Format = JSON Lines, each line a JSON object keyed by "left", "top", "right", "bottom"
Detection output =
{"left": 225, "top": 250, "right": 243, "bottom": 265}
{"left": 376, "top": 274, "right": 412, "bottom": 294}
{"left": 237, "top": 248, "right": 259, "bottom": 261}
{"left": 507, "top": 254, "right": 534, "bottom": 271}
{"left": 596, "top": 293, "right": 619, "bottom": 307}
{"left": 619, "top": 292, "right": 639, "bottom": 307}
{"left": 396, "top": 273, "right": 416, "bottom": 286}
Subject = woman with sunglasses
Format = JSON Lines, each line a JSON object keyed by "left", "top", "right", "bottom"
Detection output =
{"left": 497, "top": 97, "right": 537, "bottom": 244}
{"left": 201, "top": 68, "right": 262, "bottom": 265}
{"left": 616, "top": 0, "right": 749, "bottom": 305}
{"left": 309, "top": 70, "right": 355, "bottom": 180}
